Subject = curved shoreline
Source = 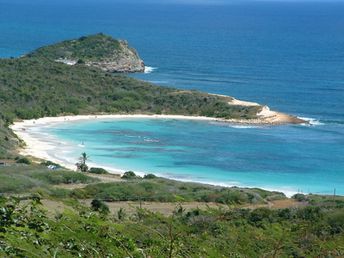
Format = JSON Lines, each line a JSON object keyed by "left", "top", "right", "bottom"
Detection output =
{"left": 10, "top": 113, "right": 306, "bottom": 197}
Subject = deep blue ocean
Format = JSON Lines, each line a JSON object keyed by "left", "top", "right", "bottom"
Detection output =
{"left": 1, "top": 1, "right": 343, "bottom": 195}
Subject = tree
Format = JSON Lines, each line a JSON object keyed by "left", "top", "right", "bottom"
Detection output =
{"left": 76, "top": 152, "right": 89, "bottom": 172}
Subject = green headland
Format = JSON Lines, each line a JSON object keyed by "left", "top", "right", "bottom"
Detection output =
{"left": 0, "top": 34, "right": 342, "bottom": 257}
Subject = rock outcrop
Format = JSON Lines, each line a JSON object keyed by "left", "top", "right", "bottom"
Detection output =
{"left": 30, "top": 33, "right": 145, "bottom": 73}
{"left": 84, "top": 40, "right": 145, "bottom": 73}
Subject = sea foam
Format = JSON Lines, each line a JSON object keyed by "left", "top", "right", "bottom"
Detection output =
{"left": 144, "top": 66, "right": 157, "bottom": 74}
{"left": 299, "top": 117, "right": 324, "bottom": 126}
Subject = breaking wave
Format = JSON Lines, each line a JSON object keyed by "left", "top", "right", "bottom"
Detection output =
{"left": 144, "top": 66, "right": 157, "bottom": 74}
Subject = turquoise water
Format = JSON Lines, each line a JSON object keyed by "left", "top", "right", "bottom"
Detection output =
{"left": 42, "top": 118, "right": 344, "bottom": 196}
{"left": 1, "top": 1, "right": 344, "bottom": 195}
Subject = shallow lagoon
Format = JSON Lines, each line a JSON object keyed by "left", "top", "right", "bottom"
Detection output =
{"left": 2, "top": 1, "right": 344, "bottom": 196}
{"left": 38, "top": 118, "right": 344, "bottom": 196}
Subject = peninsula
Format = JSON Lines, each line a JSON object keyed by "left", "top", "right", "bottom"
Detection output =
{"left": 30, "top": 33, "right": 145, "bottom": 73}
{"left": 0, "top": 34, "right": 342, "bottom": 258}
{"left": 0, "top": 33, "right": 304, "bottom": 158}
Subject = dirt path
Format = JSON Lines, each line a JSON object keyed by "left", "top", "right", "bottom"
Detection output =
{"left": 42, "top": 172, "right": 307, "bottom": 216}
{"left": 40, "top": 198, "right": 306, "bottom": 217}
{"left": 85, "top": 172, "right": 122, "bottom": 183}
{"left": 53, "top": 172, "right": 122, "bottom": 190}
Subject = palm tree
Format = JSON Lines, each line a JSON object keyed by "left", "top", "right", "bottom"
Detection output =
{"left": 76, "top": 152, "right": 89, "bottom": 172}
{"left": 79, "top": 152, "right": 89, "bottom": 165}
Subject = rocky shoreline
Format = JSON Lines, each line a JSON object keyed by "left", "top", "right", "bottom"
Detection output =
{"left": 54, "top": 39, "right": 145, "bottom": 73}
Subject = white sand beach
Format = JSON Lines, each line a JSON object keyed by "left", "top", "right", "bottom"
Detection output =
{"left": 10, "top": 113, "right": 302, "bottom": 197}
{"left": 10, "top": 107, "right": 305, "bottom": 171}
{"left": 10, "top": 115, "right": 218, "bottom": 173}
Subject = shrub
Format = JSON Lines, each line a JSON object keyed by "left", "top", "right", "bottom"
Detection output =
{"left": 15, "top": 157, "right": 31, "bottom": 165}
{"left": 117, "top": 208, "right": 126, "bottom": 221}
{"left": 143, "top": 174, "right": 157, "bottom": 179}
{"left": 249, "top": 208, "right": 274, "bottom": 225}
{"left": 121, "top": 171, "right": 139, "bottom": 180}
{"left": 41, "top": 160, "right": 61, "bottom": 169}
{"left": 297, "top": 206, "right": 322, "bottom": 221}
{"left": 293, "top": 194, "right": 308, "bottom": 202}
{"left": 32, "top": 171, "right": 96, "bottom": 185}
{"left": 327, "top": 209, "right": 344, "bottom": 234}
{"left": 89, "top": 167, "right": 109, "bottom": 174}
{"left": 91, "top": 199, "right": 110, "bottom": 215}
{"left": 78, "top": 164, "right": 88, "bottom": 172}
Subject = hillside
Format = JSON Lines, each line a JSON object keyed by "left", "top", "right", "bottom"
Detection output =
{"left": 1, "top": 165, "right": 343, "bottom": 257}
{"left": 0, "top": 57, "right": 259, "bottom": 124}
{"left": 29, "top": 33, "right": 145, "bottom": 72}
{"left": 0, "top": 34, "right": 343, "bottom": 257}
{"left": 0, "top": 34, "right": 271, "bottom": 157}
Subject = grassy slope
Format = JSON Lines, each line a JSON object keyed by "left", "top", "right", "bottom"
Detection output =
{"left": 30, "top": 33, "right": 123, "bottom": 62}
{"left": 0, "top": 164, "right": 343, "bottom": 256}
{"left": 0, "top": 164, "right": 98, "bottom": 194}
{"left": 0, "top": 120, "right": 18, "bottom": 159}
{"left": 0, "top": 164, "right": 282, "bottom": 204}
{"left": 1, "top": 190, "right": 343, "bottom": 257}
{"left": 71, "top": 178, "right": 285, "bottom": 204}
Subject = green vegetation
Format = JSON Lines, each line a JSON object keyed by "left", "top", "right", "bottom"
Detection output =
{"left": 30, "top": 33, "right": 121, "bottom": 62}
{"left": 89, "top": 167, "right": 109, "bottom": 174}
{"left": 40, "top": 160, "right": 61, "bottom": 169}
{"left": 0, "top": 34, "right": 342, "bottom": 256}
{"left": 0, "top": 55, "right": 258, "bottom": 123}
{"left": 0, "top": 196, "right": 343, "bottom": 257}
{"left": 91, "top": 199, "right": 110, "bottom": 215}
{"left": 0, "top": 164, "right": 343, "bottom": 256}
{"left": 76, "top": 152, "right": 89, "bottom": 172}
{"left": 0, "top": 120, "right": 18, "bottom": 159}
{"left": 0, "top": 34, "right": 260, "bottom": 158}
{"left": 144, "top": 173, "right": 157, "bottom": 179}
{"left": 0, "top": 164, "right": 98, "bottom": 194}
{"left": 71, "top": 177, "right": 284, "bottom": 204}
{"left": 15, "top": 156, "right": 31, "bottom": 165}
{"left": 121, "top": 171, "right": 140, "bottom": 180}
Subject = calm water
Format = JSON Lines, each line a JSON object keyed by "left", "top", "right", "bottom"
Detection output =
{"left": 1, "top": 1, "right": 343, "bottom": 195}
{"left": 41, "top": 118, "right": 343, "bottom": 196}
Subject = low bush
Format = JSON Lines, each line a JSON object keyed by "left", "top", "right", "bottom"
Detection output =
{"left": 32, "top": 171, "right": 97, "bottom": 185}
{"left": 89, "top": 167, "right": 109, "bottom": 174}
{"left": 293, "top": 193, "right": 308, "bottom": 202}
{"left": 121, "top": 171, "right": 140, "bottom": 180}
{"left": 40, "top": 160, "right": 61, "bottom": 168}
{"left": 91, "top": 199, "right": 110, "bottom": 215}
{"left": 15, "top": 157, "right": 31, "bottom": 164}
{"left": 143, "top": 173, "right": 157, "bottom": 179}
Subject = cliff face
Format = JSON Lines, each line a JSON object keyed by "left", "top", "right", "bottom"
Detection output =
{"left": 85, "top": 40, "right": 145, "bottom": 73}
{"left": 29, "top": 33, "right": 145, "bottom": 73}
